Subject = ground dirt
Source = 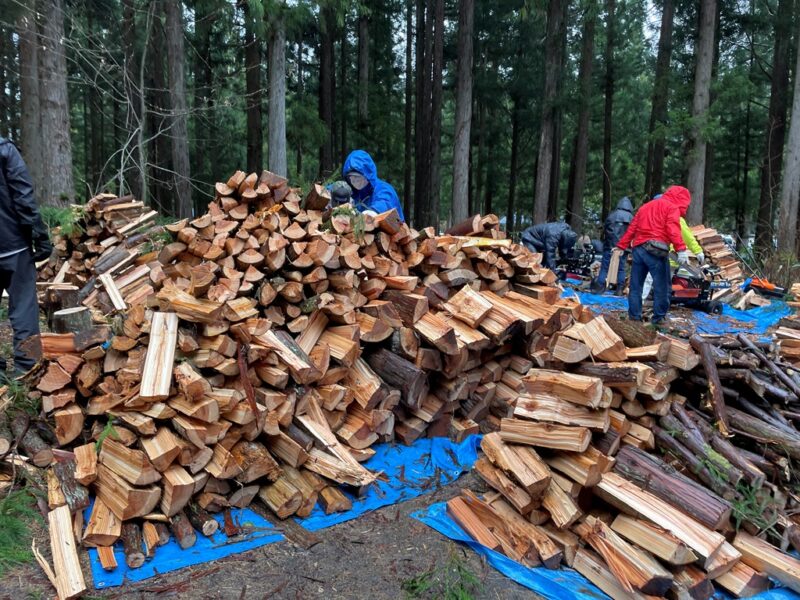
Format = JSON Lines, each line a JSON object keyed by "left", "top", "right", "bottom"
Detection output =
{"left": 0, "top": 472, "right": 541, "bottom": 600}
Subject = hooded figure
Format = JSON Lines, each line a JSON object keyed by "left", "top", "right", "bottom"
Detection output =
{"left": 342, "top": 150, "right": 405, "bottom": 221}
{"left": 616, "top": 185, "right": 692, "bottom": 324}
{"left": 593, "top": 196, "right": 634, "bottom": 292}
{"left": 520, "top": 222, "right": 578, "bottom": 270}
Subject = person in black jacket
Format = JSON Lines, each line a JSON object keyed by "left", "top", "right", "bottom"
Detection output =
{"left": 592, "top": 196, "right": 633, "bottom": 292}
{"left": 520, "top": 222, "right": 578, "bottom": 270}
{"left": 0, "top": 138, "right": 53, "bottom": 374}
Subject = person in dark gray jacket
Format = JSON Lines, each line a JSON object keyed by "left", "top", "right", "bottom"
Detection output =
{"left": 520, "top": 222, "right": 578, "bottom": 270}
{"left": 592, "top": 196, "right": 634, "bottom": 292}
{"left": 0, "top": 138, "right": 52, "bottom": 374}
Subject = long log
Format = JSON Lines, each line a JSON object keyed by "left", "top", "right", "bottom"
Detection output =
{"left": 365, "top": 348, "right": 428, "bottom": 409}
{"left": 727, "top": 407, "right": 800, "bottom": 460}
{"left": 738, "top": 333, "right": 800, "bottom": 399}
{"left": 613, "top": 445, "right": 732, "bottom": 530}
{"left": 690, "top": 335, "right": 729, "bottom": 435}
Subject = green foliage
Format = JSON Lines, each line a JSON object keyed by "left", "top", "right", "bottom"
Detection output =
{"left": 731, "top": 481, "right": 780, "bottom": 538}
{"left": 401, "top": 547, "right": 482, "bottom": 600}
{"left": 5, "top": 381, "right": 38, "bottom": 416}
{"left": 40, "top": 205, "right": 86, "bottom": 238}
{"left": 95, "top": 418, "right": 120, "bottom": 452}
{"left": 0, "top": 489, "right": 41, "bottom": 578}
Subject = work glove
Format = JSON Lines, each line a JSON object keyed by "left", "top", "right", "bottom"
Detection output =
{"left": 30, "top": 220, "right": 54, "bottom": 262}
{"left": 696, "top": 252, "right": 705, "bottom": 264}
{"left": 676, "top": 250, "right": 690, "bottom": 264}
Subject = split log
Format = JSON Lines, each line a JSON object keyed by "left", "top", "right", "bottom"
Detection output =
{"left": 689, "top": 335, "right": 729, "bottom": 435}
{"left": 47, "top": 505, "right": 87, "bottom": 599}
{"left": 140, "top": 312, "right": 179, "bottom": 400}
{"left": 83, "top": 498, "right": 121, "bottom": 547}
{"left": 480, "top": 433, "right": 551, "bottom": 497}
{"left": 733, "top": 530, "right": 800, "bottom": 593}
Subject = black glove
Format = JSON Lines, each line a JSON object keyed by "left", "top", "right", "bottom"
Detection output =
{"left": 29, "top": 220, "right": 53, "bottom": 262}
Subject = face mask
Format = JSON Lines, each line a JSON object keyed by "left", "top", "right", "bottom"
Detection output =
{"left": 347, "top": 173, "right": 369, "bottom": 191}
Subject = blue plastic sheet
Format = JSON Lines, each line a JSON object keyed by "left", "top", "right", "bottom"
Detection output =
{"left": 413, "top": 502, "right": 800, "bottom": 600}
{"left": 565, "top": 290, "right": 792, "bottom": 335}
{"left": 87, "top": 435, "right": 481, "bottom": 588}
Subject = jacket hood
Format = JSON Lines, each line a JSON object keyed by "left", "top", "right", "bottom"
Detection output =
{"left": 616, "top": 196, "right": 633, "bottom": 213}
{"left": 662, "top": 185, "right": 691, "bottom": 216}
{"left": 343, "top": 150, "right": 379, "bottom": 188}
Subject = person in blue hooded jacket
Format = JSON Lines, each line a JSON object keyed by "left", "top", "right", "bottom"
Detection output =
{"left": 342, "top": 150, "right": 405, "bottom": 221}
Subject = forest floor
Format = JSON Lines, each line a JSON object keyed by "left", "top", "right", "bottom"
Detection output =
{"left": 0, "top": 472, "right": 540, "bottom": 600}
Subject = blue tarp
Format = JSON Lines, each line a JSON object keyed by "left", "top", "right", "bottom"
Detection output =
{"left": 566, "top": 290, "right": 792, "bottom": 336}
{"left": 413, "top": 501, "right": 800, "bottom": 600}
{"left": 86, "top": 436, "right": 481, "bottom": 588}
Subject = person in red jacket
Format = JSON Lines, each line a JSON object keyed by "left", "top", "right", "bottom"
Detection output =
{"left": 616, "top": 185, "right": 692, "bottom": 324}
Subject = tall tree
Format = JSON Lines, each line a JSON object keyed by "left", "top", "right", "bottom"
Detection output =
{"left": 427, "top": 0, "right": 444, "bottom": 226}
{"left": 601, "top": 0, "right": 615, "bottom": 222}
{"left": 318, "top": 5, "right": 336, "bottom": 176}
{"left": 403, "top": 0, "right": 413, "bottom": 221}
{"left": 38, "top": 0, "right": 74, "bottom": 206}
{"left": 165, "top": 0, "right": 192, "bottom": 218}
{"left": 244, "top": 1, "right": 263, "bottom": 174}
{"left": 643, "top": 0, "right": 674, "bottom": 199}
{"left": 507, "top": 96, "right": 521, "bottom": 232}
{"left": 413, "top": 0, "right": 433, "bottom": 227}
{"left": 566, "top": 3, "right": 596, "bottom": 232}
{"left": 755, "top": 0, "right": 792, "bottom": 250}
{"left": 357, "top": 4, "right": 369, "bottom": 132}
{"left": 778, "top": 18, "right": 800, "bottom": 253}
{"left": 451, "top": 0, "right": 474, "bottom": 224}
{"left": 685, "top": 0, "right": 717, "bottom": 225}
{"left": 533, "top": 0, "right": 566, "bottom": 224}
{"left": 122, "top": 0, "right": 145, "bottom": 201}
{"left": 268, "top": 13, "right": 287, "bottom": 176}
{"left": 17, "top": 3, "right": 42, "bottom": 196}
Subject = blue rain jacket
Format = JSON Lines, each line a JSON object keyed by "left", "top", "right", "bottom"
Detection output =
{"left": 343, "top": 150, "right": 405, "bottom": 222}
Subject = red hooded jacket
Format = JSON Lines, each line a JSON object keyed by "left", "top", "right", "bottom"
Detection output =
{"left": 616, "top": 186, "right": 691, "bottom": 252}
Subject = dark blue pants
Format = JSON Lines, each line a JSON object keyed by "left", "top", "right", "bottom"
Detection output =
{"left": 0, "top": 250, "right": 40, "bottom": 373}
{"left": 628, "top": 245, "right": 671, "bottom": 322}
{"left": 597, "top": 247, "right": 626, "bottom": 288}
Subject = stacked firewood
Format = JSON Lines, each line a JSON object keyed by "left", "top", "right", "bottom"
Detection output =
{"left": 15, "top": 169, "right": 563, "bottom": 591}
{"left": 689, "top": 225, "right": 745, "bottom": 286}
{"left": 36, "top": 193, "right": 162, "bottom": 330}
{"left": 452, "top": 326, "right": 800, "bottom": 598}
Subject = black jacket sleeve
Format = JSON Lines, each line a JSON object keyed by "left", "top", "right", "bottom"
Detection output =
{"left": 1, "top": 142, "right": 48, "bottom": 246}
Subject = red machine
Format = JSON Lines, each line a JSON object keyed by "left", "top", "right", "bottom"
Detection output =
{"left": 670, "top": 263, "right": 728, "bottom": 314}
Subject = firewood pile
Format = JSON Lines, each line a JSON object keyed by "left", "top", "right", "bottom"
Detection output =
{"left": 777, "top": 283, "right": 800, "bottom": 367}
{"left": 36, "top": 193, "right": 161, "bottom": 328}
{"left": 12, "top": 169, "right": 800, "bottom": 598}
{"left": 690, "top": 225, "right": 745, "bottom": 284}
{"left": 452, "top": 324, "right": 800, "bottom": 598}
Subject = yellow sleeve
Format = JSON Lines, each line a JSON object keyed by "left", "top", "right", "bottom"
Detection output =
{"left": 680, "top": 218, "right": 703, "bottom": 254}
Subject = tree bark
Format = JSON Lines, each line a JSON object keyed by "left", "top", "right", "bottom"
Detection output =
{"left": 318, "top": 6, "right": 336, "bottom": 177}
{"left": 357, "top": 8, "right": 369, "bottom": 133}
{"left": 122, "top": 0, "right": 144, "bottom": 201}
{"left": 428, "top": 0, "right": 445, "bottom": 228}
{"left": 17, "top": 4, "right": 43, "bottom": 196}
{"left": 778, "top": 17, "right": 800, "bottom": 252}
{"left": 268, "top": 17, "right": 287, "bottom": 177}
{"left": 755, "top": 0, "right": 792, "bottom": 251}
{"left": 413, "top": 0, "right": 434, "bottom": 227}
{"left": 685, "top": 0, "right": 717, "bottom": 225}
{"left": 244, "top": 3, "right": 263, "bottom": 175}
{"left": 644, "top": 0, "right": 674, "bottom": 199}
{"left": 165, "top": 0, "right": 192, "bottom": 219}
{"left": 339, "top": 27, "right": 347, "bottom": 166}
{"left": 601, "top": 0, "right": 615, "bottom": 223}
{"left": 533, "top": 0, "right": 565, "bottom": 224}
{"left": 38, "top": 0, "right": 74, "bottom": 206}
{"left": 451, "top": 0, "right": 474, "bottom": 225}
{"left": 403, "top": 0, "right": 413, "bottom": 222}
{"left": 193, "top": 0, "right": 213, "bottom": 200}
{"left": 566, "top": 5, "right": 595, "bottom": 232}
{"left": 507, "top": 97, "right": 521, "bottom": 233}
{"left": 296, "top": 38, "right": 303, "bottom": 175}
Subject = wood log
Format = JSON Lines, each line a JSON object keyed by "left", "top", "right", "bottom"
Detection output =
{"left": 83, "top": 498, "right": 121, "bottom": 547}
{"left": 613, "top": 445, "right": 732, "bottom": 530}
{"left": 446, "top": 496, "right": 500, "bottom": 551}
{"left": 169, "top": 511, "right": 197, "bottom": 549}
{"left": 73, "top": 443, "right": 97, "bottom": 485}
{"left": 473, "top": 457, "right": 534, "bottom": 515}
{"left": 671, "top": 565, "right": 714, "bottom": 600}
{"left": 480, "top": 433, "right": 551, "bottom": 497}
{"left": 596, "top": 472, "right": 731, "bottom": 568}
{"left": 523, "top": 369, "right": 605, "bottom": 408}
{"left": 514, "top": 395, "right": 609, "bottom": 431}
{"left": 738, "top": 333, "right": 800, "bottom": 398}
{"left": 689, "top": 335, "right": 729, "bottom": 435}
{"left": 10, "top": 415, "right": 53, "bottom": 466}
{"left": 47, "top": 505, "right": 87, "bottom": 599}
{"left": 441, "top": 285, "right": 492, "bottom": 327}
{"left": 100, "top": 438, "right": 161, "bottom": 486}
{"left": 577, "top": 516, "right": 672, "bottom": 596}
{"left": 96, "top": 546, "right": 117, "bottom": 571}
{"left": 714, "top": 560, "right": 770, "bottom": 598}
{"left": 95, "top": 464, "right": 161, "bottom": 521}
{"left": 52, "top": 460, "right": 89, "bottom": 513}
{"left": 121, "top": 522, "right": 145, "bottom": 568}
{"left": 571, "top": 548, "right": 654, "bottom": 600}
{"left": 365, "top": 348, "right": 427, "bottom": 408}
{"left": 610, "top": 514, "right": 697, "bottom": 566}
{"left": 499, "top": 418, "right": 591, "bottom": 452}
{"left": 51, "top": 307, "right": 93, "bottom": 334}
{"left": 318, "top": 486, "right": 352, "bottom": 514}
{"left": 258, "top": 477, "right": 302, "bottom": 518}
{"left": 140, "top": 312, "right": 179, "bottom": 400}
{"left": 733, "top": 530, "right": 800, "bottom": 593}
{"left": 186, "top": 503, "right": 220, "bottom": 536}
{"left": 541, "top": 479, "right": 581, "bottom": 529}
